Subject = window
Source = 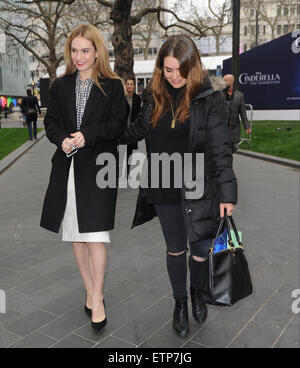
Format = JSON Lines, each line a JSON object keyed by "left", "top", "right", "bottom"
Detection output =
{"left": 290, "top": 5, "right": 295, "bottom": 15}
{"left": 277, "top": 25, "right": 282, "bottom": 35}
{"left": 277, "top": 6, "right": 281, "bottom": 16}
{"left": 263, "top": 25, "right": 266, "bottom": 35}
{"left": 148, "top": 47, "right": 158, "bottom": 55}
{"left": 251, "top": 25, "right": 255, "bottom": 35}
{"left": 283, "top": 24, "right": 289, "bottom": 34}
{"left": 244, "top": 26, "right": 247, "bottom": 36}
{"left": 283, "top": 7, "right": 288, "bottom": 16}
{"left": 244, "top": 44, "right": 247, "bottom": 52}
{"left": 134, "top": 48, "right": 143, "bottom": 56}
{"left": 298, "top": 4, "right": 300, "bottom": 15}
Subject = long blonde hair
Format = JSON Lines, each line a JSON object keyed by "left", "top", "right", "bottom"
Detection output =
{"left": 151, "top": 35, "right": 205, "bottom": 128}
{"left": 63, "top": 24, "right": 121, "bottom": 93}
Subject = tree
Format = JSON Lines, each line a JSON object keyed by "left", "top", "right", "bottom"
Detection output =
{"left": 182, "top": 0, "right": 232, "bottom": 55}
{"left": 0, "top": 0, "right": 109, "bottom": 86}
{"left": 241, "top": 0, "right": 298, "bottom": 48}
{"left": 20, "top": 0, "right": 221, "bottom": 80}
{"left": 0, "top": 0, "right": 67, "bottom": 86}
{"left": 132, "top": 0, "right": 164, "bottom": 60}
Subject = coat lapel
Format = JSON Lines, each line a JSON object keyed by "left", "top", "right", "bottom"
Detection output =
{"left": 80, "top": 83, "right": 105, "bottom": 128}
{"left": 64, "top": 73, "right": 77, "bottom": 129}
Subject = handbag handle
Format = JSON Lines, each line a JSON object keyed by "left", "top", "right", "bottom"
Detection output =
{"left": 214, "top": 214, "right": 226, "bottom": 239}
{"left": 224, "top": 210, "right": 242, "bottom": 248}
{"left": 228, "top": 215, "right": 242, "bottom": 246}
{"left": 209, "top": 214, "right": 227, "bottom": 255}
{"left": 209, "top": 210, "right": 242, "bottom": 254}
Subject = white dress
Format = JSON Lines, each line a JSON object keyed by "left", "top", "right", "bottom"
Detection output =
{"left": 62, "top": 158, "right": 111, "bottom": 243}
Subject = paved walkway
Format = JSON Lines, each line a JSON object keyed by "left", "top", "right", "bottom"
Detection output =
{"left": 0, "top": 136, "right": 299, "bottom": 348}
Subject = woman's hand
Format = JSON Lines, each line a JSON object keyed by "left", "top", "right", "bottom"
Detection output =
{"left": 70, "top": 132, "right": 85, "bottom": 148}
{"left": 61, "top": 138, "right": 73, "bottom": 154}
{"left": 220, "top": 203, "right": 235, "bottom": 217}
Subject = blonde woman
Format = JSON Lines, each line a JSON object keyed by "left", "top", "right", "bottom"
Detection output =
{"left": 40, "top": 24, "right": 128, "bottom": 332}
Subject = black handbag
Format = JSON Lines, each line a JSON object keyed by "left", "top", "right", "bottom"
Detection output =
{"left": 200, "top": 212, "right": 253, "bottom": 306}
{"left": 25, "top": 98, "right": 38, "bottom": 119}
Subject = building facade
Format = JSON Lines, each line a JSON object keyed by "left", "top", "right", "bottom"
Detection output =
{"left": 0, "top": 33, "right": 30, "bottom": 108}
{"left": 240, "top": 0, "right": 300, "bottom": 52}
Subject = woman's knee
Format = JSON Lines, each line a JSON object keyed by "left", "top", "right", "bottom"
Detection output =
{"left": 191, "top": 255, "right": 207, "bottom": 262}
{"left": 190, "top": 238, "right": 211, "bottom": 261}
{"left": 168, "top": 250, "right": 186, "bottom": 256}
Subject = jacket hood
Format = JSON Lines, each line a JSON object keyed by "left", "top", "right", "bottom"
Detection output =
{"left": 193, "top": 75, "right": 227, "bottom": 101}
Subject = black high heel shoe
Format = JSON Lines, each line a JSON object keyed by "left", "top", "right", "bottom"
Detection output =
{"left": 84, "top": 293, "right": 92, "bottom": 317}
{"left": 91, "top": 300, "right": 106, "bottom": 332}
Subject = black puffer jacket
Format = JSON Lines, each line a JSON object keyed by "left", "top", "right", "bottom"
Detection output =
{"left": 120, "top": 78, "right": 237, "bottom": 242}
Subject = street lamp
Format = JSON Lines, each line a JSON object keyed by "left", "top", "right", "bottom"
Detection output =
{"left": 232, "top": 0, "right": 240, "bottom": 90}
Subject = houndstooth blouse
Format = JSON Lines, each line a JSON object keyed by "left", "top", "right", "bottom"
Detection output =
{"left": 75, "top": 72, "right": 93, "bottom": 130}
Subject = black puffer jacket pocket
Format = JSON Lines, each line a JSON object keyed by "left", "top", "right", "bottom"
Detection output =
{"left": 184, "top": 198, "right": 220, "bottom": 242}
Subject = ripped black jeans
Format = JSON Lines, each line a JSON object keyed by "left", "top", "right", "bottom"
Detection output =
{"left": 154, "top": 204, "right": 211, "bottom": 299}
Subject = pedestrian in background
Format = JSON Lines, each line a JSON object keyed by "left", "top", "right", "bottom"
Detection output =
{"left": 120, "top": 35, "right": 237, "bottom": 338}
{"left": 223, "top": 74, "right": 251, "bottom": 153}
{"left": 21, "top": 89, "right": 42, "bottom": 141}
{"left": 40, "top": 24, "right": 128, "bottom": 332}
{"left": 124, "top": 77, "right": 141, "bottom": 177}
{"left": 0, "top": 104, "right": 2, "bottom": 128}
{"left": 4, "top": 105, "right": 9, "bottom": 118}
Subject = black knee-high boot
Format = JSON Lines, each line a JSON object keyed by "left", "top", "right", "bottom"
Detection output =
{"left": 189, "top": 256, "right": 208, "bottom": 323}
{"left": 166, "top": 252, "right": 189, "bottom": 337}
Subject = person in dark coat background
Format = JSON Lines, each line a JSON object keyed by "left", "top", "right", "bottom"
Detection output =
{"left": 21, "top": 89, "right": 42, "bottom": 141}
{"left": 120, "top": 35, "right": 237, "bottom": 338}
{"left": 223, "top": 74, "right": 251, "bottom": 153}
{"left": 40, "top": 24, "right": 128, "bottom": 332}
{"left": 124, "top": 77, "right": 141, "bottom": 177}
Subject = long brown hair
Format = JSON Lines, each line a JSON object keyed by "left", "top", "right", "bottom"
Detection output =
{"left": 63, "top": 24, "right": 121, "bottom": 94}
{"left": 151, "top": 35, "right": 205, "bottom": 127}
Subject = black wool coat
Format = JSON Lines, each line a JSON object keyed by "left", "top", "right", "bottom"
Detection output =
{"left": 127, "top": 92, "right": 141, "bottom": 150}
{"left": 120, "top": 78, "right": 238, "bottom": 243}
{"left": 40, "top": 72, "right": 128, "bottom": 233}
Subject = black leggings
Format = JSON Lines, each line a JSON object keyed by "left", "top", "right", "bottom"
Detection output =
{"left": 154, "top": 204, "right": 210, "bottom": 299}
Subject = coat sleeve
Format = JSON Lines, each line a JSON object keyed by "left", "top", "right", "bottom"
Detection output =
{"left": 20, "top": 98, "right": 26, "bottom": 114}
{"left": 239, "top": 93, "right": 250, "bottom": 130}
{"left": 34, "top": 96, "right": 41, "bottom": 114}
{"left": 119, "top": 101, "right": 151, "bottom": 145}
{"left": 205, "top": 92, "right": 238, "bottom": 204}
{"left": 44, "top": 80, "right": 68, "bottom": 149}
{"left": 80, "top": 79, "right": 128, "bottom": 147}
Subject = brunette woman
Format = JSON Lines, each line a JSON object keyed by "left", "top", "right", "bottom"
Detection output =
{"left": 120, "top": 35, "right": 237, "bottom": 337}
{"left": 40, "top": 24, "right": 128, "bottom": 332}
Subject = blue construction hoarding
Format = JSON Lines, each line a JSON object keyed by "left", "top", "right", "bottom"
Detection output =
{"left": 223, "top": 32, "right": 300, "bottom": 110}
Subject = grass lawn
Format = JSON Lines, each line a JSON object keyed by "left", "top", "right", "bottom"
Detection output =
{"left": 239, "top": 121, "right": 300, "bottom": 161}
{"left": 0, "top": 128, "right": 44, "bottom": 161}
